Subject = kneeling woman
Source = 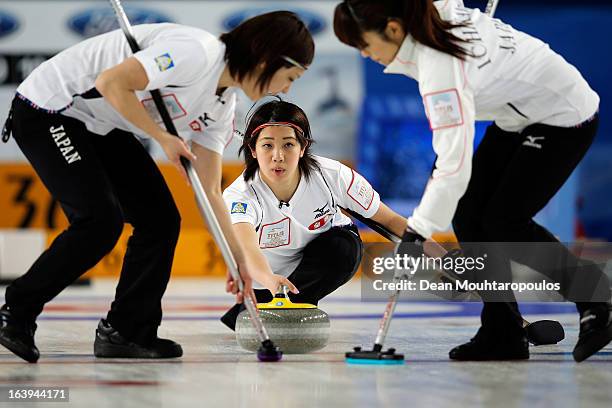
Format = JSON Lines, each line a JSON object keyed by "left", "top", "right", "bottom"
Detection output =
{"left": 221, "top": 100, "right": 406, "bottom": 329}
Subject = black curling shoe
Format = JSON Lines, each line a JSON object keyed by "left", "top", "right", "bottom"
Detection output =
{"left": 573, "top": 303, "right": 612, "bottom": 362}
{"left": 94, "top": 319, "right": 183, "bottom": 359}
{"left": 0, "top": 305, "right": 39, "bottom": 363}
{"left": 449, "top": 329, "right": 529, "bottom": 361}
{"left": 220, "top": 303, "right": 245, "bottom": 331}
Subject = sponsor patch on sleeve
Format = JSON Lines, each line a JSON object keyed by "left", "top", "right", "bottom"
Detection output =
{"left": 347, "top": 170, "right": 374, "bottom": 210}
{"left": 231, "top": 202, "right": 248, "bottom": 214}
{"left": 155, "top": 53, "right": 175, "bottom": 72}
{"left": 423, "top": 89, "right": 464, "bottom": 130}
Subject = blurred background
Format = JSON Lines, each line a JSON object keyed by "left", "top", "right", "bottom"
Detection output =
{"left": 0, "top": 0, "right": 611, "bottom": 280}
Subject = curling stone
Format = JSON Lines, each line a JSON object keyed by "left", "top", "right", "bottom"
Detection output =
{"left": 236, "top": 288, "right": 330, "bottom": 354}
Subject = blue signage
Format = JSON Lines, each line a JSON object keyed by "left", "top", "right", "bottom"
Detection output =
{"left": 68, "top": 7, "right": 173, "bottom": 38}
{"left": 223, "top": 7, "right": 325, "bottom": 35}
{"left": 0, "top": 10, "right": 19, "bottom": 38}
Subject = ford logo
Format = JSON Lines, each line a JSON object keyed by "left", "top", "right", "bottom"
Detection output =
{"left": 68, "top": 7, "right": 173, "bottom": 38}
{"left": 0, "top": 10, "right": 19, "bottom": 38}
{"left": 223, "top": 8, "right": 325, "bottom": 36}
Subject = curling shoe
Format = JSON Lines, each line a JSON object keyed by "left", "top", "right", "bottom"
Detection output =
{"left": 94, "top": 319, "right": 182, "bottom": 359}
{"left": 449, "top": 328, "right": 529, "bottom": 361}
{"left": 573, "top": 303, "right": 612, "bottom": 362}
{"left": 220, "top": 303, "right": 245, "bottom": 331}
{"left": 0, "top": 305, "right": 39, "bottom": 363}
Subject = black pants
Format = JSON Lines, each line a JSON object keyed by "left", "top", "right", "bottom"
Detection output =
{"left": 452, "top": 114, "right": 611, "bottom": 337}
{"left": 4, "top": 97, "right": 180, "bottom": 344}
{"left": 221, "top": 224, "right": 363, "bottom": 330}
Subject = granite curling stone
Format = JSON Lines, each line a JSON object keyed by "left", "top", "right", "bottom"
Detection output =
{"left": 236, "top": 290, "right": 331, "bottom": 354}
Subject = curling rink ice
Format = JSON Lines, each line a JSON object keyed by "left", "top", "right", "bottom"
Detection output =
{"left": 1, "top": 278, "right": 611, "bottom": 408}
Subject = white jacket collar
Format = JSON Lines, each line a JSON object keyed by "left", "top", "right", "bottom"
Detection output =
{"left": 383, "top": 35, "right": 420, "bottom": 75}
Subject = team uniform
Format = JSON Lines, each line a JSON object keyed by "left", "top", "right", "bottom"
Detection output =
{"left": 15, "top": 23, "right": 236, "bottom": 154}
{"left": 224, "top": 155, "right": 380, "bottom": 278}
{"left": 1, "top": 23, "right": 235, "bottom": 346}
{"left": 385, "top": 0, "right": 598, "bottom": 238}
{"left": 385, "top": 0, "right": 609, "bottom": 343}
{"left": 220, "top": 156, "right": 379, "bottom": 329}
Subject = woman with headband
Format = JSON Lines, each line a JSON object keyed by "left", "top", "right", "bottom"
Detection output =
{"left": 220, "top": 100, "right": 409, "bottom": 330}
{"left": 0, "top": 12, "right": 314, "bottom": 363}
{"left": 333, "top": 0, "right": 610, "bottom": 362}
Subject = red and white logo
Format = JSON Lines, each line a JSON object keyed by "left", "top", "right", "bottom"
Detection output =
{"left": 189, "top": 120, "right": 202, "bottom": 132}
{"left": 308, "top": 214, "right": 331, "bottom": 231}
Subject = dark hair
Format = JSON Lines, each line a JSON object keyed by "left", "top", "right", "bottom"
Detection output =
{"left": 220, "top": 11, "right": 315, "bottom": 93}
{"left": 334, "top": 0, "right": 469, "bottom": 60}
{"left": 239, "top": 100, "right": 319, "bottom": 182}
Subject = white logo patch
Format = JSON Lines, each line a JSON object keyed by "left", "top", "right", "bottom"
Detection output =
{"left": 523, "top": 135, "right": 545, "bottom": 149}
{"left": 424, "top": 89, "right": 464, "bottom": 130}
{"left": 259, "top": 218, "right": 291, "bottom": 249}
{"left": 347, "top": 170, "right": 374, "bottom": 210}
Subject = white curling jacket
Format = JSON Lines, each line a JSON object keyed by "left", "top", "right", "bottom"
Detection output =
{"left": 17, "top": 23, "right": 236, "bottom": 155}
{"left": 383, "top": 0, "right": 599, "bottom": 238}
{"left": 223, "top": 156, "right": 380, "bottom": 280}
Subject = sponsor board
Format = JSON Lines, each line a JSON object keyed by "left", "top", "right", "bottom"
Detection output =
{"left": 67, "top": 6, "right": 173, "bottom": 38}
{"left": 0, "top": 162, "right": 245, "bottom": 229}
{"left": 222, "top": 7, "right": 325, "bottom": 35}
{"left": 0, "top": 53, "right": 55, "bottom": 85}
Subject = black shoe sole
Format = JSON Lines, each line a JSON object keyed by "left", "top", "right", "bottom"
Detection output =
{"left": 573, "top": 321, "right": 612, "bottom": 362}
{"left": 0, "top": 331, "right": 39, "bottom": 363}
{"left": 94, "top": 338, "right": 183, "bottom": 359}
{"left": 449, "top": 341, "right": 529, "bottom": 361}
{"left": 449, "top": 350, "right": 530, "bottom": 361}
